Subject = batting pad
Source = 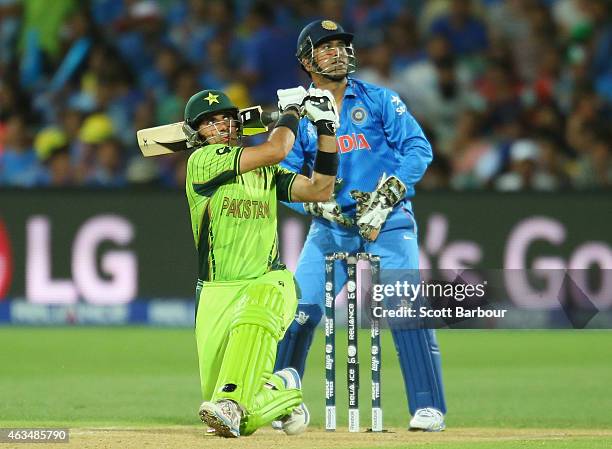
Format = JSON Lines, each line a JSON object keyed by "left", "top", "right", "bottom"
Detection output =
{"left": 240, "top": 383, "right": 303, "bottom": 435}
{"left": 212, "top": 283, "right": 286, "bottom": 411}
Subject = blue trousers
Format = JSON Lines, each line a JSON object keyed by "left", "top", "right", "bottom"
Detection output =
{"left": 275, "top": 203, "right": 447, "bottom": 415}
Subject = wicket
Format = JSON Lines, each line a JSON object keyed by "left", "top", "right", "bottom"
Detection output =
{"left": 325, "top": 252, "right": 383, "bottom": 433}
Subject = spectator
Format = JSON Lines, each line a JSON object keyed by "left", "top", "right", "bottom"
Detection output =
{"left": 0, "top": 0, "right": 609, "bottom": 192}
{"left": 34, "top": 127, "right": 75, "bottom": 187}
{"left": 75, "top": 113, "right": 114, "bottom": 182}
{"left": 429, "top": 0, "right": 488, "bottom": 56}
{"left": 356, "top": 38, "right": 396, "bottom": 89}
{"left": 199, "top": 33, "right": 251, "bottom": 109}
{"left": 449, "top": 110, "right": 498, "bottom": 189}
{"left": 140, "top": 44, "right": 184, "bottom": 101}
{"left": 535, "top": 133, "right": 571, "bottom": 189}
{"left": 408, "top": 55, "right": 482, "bottom": 155}
{"left": 168, "top": 0, "right": 232, "bottom": 65}
{"left": 420, "top": 154, "right": 452, "bottom": 190}
{"left": 347, "top": 0, "right": 402, "bottom": 36}
{"left": 529, "top": 45, "right": 563, "bottom": 105}
{"left": 395, "top": 34, "right": 473, "bottom": 112}
{"left": 0, "top": 0, "right": 21, "bottom": 66}
{"left": 240, "top": 1, "right": 300, "bottom": 107}
{"left": 565, "top": 88, "right": 602, "bottom": 154}
{"left": 0, "top": 115, "right": 40, "bottom": 187}
{"left": 573, "top": 134, "right": 612, "bottom": 189}
{"left": 85, "top": 138, "right": 127, "bottom": 188}
{"left": 58, "top": 106, "right": 85, "bottom": 164}
{"left": 552, "top": 0, "right": 589, "bottom": 39}
{"left": 113, "top": 0, "right": 166, "bottom": 74}
{"left": 530, "top": 102, "right": 564, "bottom": 136}
{"left": 18, "top": 0, "right": 77, "bottom": 62}
{"left": 156, "top": 67, "right": 199, "bottom": 125}
{"left": 386, "top": 11, "right": 427, "bottom": 71}
{"left": 517, "top": 2, "right": 559, "bottom": 83}
{"left": 495, "top": 139, "right": 560, "bottom": 191}
{"left": 581, "top": 1, "right": 612, "bottom": 102}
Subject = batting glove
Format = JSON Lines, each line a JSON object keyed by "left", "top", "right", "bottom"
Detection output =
{"left": 304, "top": 178, "right": 353, "bottom": 227}
{"left": 277, "top": 86, "right": 308, "bottom": 116}
{"left": 304, "top": 88, "right": 339, "bottom": 134}
{"left": 350, "top": 174, "right": 407, "bottom": 241}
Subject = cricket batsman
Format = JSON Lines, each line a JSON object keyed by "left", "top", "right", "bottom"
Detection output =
{"left": 183, "top": 87, "right": 340, "bottom": 437}
{"left": 274, "top": 20, "right": 447, "bottom": 431}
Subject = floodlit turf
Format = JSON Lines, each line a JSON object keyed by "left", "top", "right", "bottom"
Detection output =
{"left": 0, "top": 328, "right": 611, "bottom": 448}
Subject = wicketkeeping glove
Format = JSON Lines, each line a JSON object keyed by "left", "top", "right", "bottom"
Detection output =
{"left": 304, "top": 88, "right": 339, "bottom": 134}
{"left": 277, "top": 86, "right": 308, "bottom": 115}
{"left": 350, "top": 174, "right": 407, "bottom": 241}
{"left": 304, "top": 178, "right": 353, "bottom": 227}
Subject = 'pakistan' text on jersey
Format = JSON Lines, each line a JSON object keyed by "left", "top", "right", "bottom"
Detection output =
{"left": 185, "top": 144, "right": 297, "bottom": 281}
{"left": 281, "top": 77, "right": 433, "bottom": 217}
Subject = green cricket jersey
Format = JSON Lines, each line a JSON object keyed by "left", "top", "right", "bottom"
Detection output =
{"left": 185, "top": 144, "right": 298, "bottom": 282}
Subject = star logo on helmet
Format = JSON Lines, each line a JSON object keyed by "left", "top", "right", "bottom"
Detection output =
{"left": 321, "top": 20, "right": 338, "bottom": 31}
{"left": 204, "top": 92, "right": 220, "bottom": 105}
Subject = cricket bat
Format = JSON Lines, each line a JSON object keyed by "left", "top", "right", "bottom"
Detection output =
{"left": 136, "top": 106, "right": 280, "bottom": 157}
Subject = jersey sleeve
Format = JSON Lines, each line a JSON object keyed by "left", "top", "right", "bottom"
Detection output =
{"left": 380, "top": 88, "right": 433, "bottom": 197}
{"left": 187, "top": 144, "right": 244, "bottom": 196}
{"left": 274, "top": 165, "right": 298, "bottom": 203}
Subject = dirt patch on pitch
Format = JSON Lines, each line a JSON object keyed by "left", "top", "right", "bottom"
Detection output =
{"left": 16, "top": 427, "right": 612, "bottom": 449}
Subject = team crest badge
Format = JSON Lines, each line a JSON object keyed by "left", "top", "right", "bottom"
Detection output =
{"left": 321, "top": 20, "right": 338, "bottom": 31}
{"left": 350, "top": 106, "right": 367, "bottom": 125}
{"left": 204, "top": 92, "right": 219, "bottom": 105}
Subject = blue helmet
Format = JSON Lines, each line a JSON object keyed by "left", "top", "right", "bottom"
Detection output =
{"left": 296, "top": 19, "right": 356, "bottom": 79}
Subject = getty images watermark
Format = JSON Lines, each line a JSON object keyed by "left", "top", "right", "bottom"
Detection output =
{"left": 357, "top": 269, "right": 612, "bottom": 329}
{"left": 370, "top": 279, "right": 503, "bottom": 320}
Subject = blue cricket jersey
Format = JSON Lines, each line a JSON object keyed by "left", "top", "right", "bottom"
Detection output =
{"left": 281, "top": 77, "right": 433, "bottom": 217}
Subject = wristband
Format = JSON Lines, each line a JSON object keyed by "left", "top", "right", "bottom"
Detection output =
{"left": 274, "top": 112, "right": 300, "bottom": 137}
{"left": 315, "top": 120, "right": 336, "bottom": 136}
{"left": 313, "top": 150, "right": 338, "bottom": 176}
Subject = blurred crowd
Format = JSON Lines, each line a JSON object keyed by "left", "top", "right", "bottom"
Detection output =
{"left": 0, "top": 0, "right": 610, "bottom": 191}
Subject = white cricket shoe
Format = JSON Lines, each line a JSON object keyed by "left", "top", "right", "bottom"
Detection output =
{"left": 199, "top": 399, "right": 242, "bottom": 438}
{"left": 409, "top": 408, "right": 446, "bottom": 432}
{"left": 271, "top": 368, "right": 310, "bottom": 435}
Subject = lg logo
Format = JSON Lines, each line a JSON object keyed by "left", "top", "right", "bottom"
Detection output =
{"left": 26, "top": 215, "right": 137, "bottom": 304}
{"left": 0, "top": 220, "right": 13, "bottom": 300}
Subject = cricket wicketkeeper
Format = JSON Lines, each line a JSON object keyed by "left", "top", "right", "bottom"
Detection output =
{"left": 183, "top": 87, "right": 339, "bottom": 437}
{"left": 274, "top": 19, "right": 447, "bottom": 431}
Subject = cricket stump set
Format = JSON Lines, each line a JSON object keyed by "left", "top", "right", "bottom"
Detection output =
{"left": 325, "top": 252, "right": 383, "bottom": 433}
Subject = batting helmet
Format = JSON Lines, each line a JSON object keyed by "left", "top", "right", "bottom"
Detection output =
{"left": 296, "top": 20, "right": 356, "bottom": 79}
{"left": 183, "top": 90, "right": 241, "bottom": 148}
{"left": 184, "top": 90, "right": 238, "bottom": 129}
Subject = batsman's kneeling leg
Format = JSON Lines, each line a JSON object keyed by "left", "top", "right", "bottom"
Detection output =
{"left": 212, "top": 282, "right": 288, "bottom": 412}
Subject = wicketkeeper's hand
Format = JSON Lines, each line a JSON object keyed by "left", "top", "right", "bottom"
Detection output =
{"left": 277, "top": 86, "right": 308, "bottom": 116}
{"left": 304, "top": 178, "right": 353, "bottom": 227}
{"left": 304, "top": 88, "right": 339, "bottom": 134}
{"left": 350, "top": 174, "right": 407, "bottom": 241}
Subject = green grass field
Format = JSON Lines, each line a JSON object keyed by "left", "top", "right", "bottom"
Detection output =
{"left": 1, "top": 328, "right": 611, "bottom": 448}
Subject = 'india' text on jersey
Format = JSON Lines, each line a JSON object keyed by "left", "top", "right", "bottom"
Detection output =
{"left": 282, "top": 78, "right": 432, "bottom": 217}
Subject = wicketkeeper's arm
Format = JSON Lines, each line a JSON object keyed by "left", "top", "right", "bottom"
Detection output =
{"left": 381, "top": 89, "right": 433, "bottom": 197}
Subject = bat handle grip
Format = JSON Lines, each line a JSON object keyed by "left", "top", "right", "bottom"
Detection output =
{"left": 261, "top": 111, "right": 280, "bottom": 126}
